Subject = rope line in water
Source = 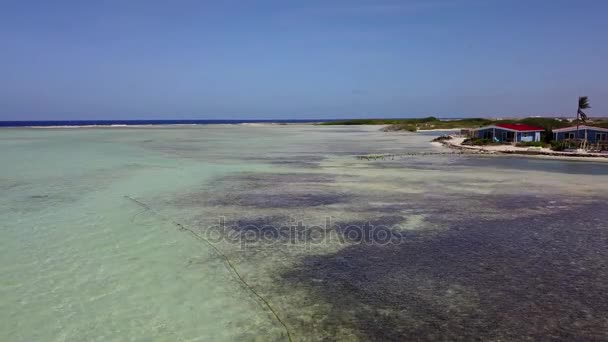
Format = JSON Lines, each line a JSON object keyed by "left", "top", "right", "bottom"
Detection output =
{"left": 123, "top": 195, "right": 293, "bottom": 342}
{"left": 357, "top": 150, "right": 483, "bottom": 160}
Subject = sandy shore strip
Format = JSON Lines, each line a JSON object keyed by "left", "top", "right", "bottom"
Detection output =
{"left": 441, "top": 137, "right": 608, "bottom": 161}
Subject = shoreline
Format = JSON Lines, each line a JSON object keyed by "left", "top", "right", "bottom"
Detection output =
{"left": 439, "top": 137, "right": 608, "bottom": 161}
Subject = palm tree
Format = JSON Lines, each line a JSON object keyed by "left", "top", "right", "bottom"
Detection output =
{"left": 576, "top": 96, "right": 591, "bottom": 140}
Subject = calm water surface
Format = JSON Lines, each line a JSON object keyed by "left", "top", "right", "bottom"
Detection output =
{"left": 1, "top": 125, "right": 607, "bottom": 341}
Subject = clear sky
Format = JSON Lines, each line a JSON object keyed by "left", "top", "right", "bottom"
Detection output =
{"left": 1, "top": 0, "right": 607, "bottom": 120}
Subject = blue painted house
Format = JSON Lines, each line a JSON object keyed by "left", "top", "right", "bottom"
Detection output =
{"left": 552, "top": 125, "right": 608, "bottom": 143}
{"left": 472, "top": 123, "right": 544, "bottom": 143}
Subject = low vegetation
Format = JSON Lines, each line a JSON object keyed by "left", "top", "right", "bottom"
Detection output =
{"left": 550, "top": 141, "right": 567, "bottom": 151}
{"left": 321, "top": 116, "right": 441, "bottom": 126}
{"left": 321, "top": 117, "right": 492, "bottom": 131}
{"left": 592, "top": 119, "right": 608, "bottom": 128}
{"left": 382, "top": 123, "right": 418, "bottom": 132}
{"left": 515, "top": 141, "right": 548, "bottom": 148}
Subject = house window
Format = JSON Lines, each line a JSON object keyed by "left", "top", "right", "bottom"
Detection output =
{"left": 596, "top": 133, "right": 607, "bottom": 141}
{"left": 565, "top": 132, "right": 575, "bottom": 139}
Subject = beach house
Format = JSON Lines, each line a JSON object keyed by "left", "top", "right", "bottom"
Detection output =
{"left": 552, "top": 125, "right": 608, "bottom": 143}
{"left": 472, "top": 123, "right": 544, "bottom": 143}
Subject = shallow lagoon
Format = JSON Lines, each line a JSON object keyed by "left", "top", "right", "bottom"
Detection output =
{"left": 1, "top": 125, "right": 607, "bottom": 341}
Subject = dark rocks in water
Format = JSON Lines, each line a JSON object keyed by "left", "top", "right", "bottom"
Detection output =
{"left": 171, "top": 172, "right": 349, "bottom": 209}
{"left": 212, "top": 190, "right": 349, "bottom": 209}
{"left": 281, "top": 198, "right": 608, "bottom": 341}
{"left": 431, "top": 135, "right": 453, "bottom": 142}
{"left": 461, "top": 138, "right": 473, "bottom": 145}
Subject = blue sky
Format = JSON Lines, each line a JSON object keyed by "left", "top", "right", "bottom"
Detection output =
{"left": 1, "top": 0, "right": 607, "bottom": 120}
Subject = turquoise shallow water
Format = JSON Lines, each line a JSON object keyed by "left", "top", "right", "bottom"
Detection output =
{"left": 0, "top": 127, "right": 282, "bottom": 341}
{"left": 1, "top": 125, "right": 608, "bottom": 341}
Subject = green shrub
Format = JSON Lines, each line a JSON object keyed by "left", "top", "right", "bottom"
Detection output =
{"left": 472, "top": 138, "right": 492, "bottom": 145}
{"left": 403, "top": 125, "right": 417, "bottom": 132}
{"left": 550, "top": 141, "right": 566, "bottom": 151}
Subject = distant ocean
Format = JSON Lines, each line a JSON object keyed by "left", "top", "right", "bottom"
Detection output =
{"left": 0, "top": 119, "right": 335, "bottom": 127}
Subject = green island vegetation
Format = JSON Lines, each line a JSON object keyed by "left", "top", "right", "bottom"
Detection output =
{"left": 320, "top": 117, "right": 491, "bottom": 132}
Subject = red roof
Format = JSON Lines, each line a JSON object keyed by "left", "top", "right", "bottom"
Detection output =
{"left": 495, "top": 123, "right": 544, "bottom": 132}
